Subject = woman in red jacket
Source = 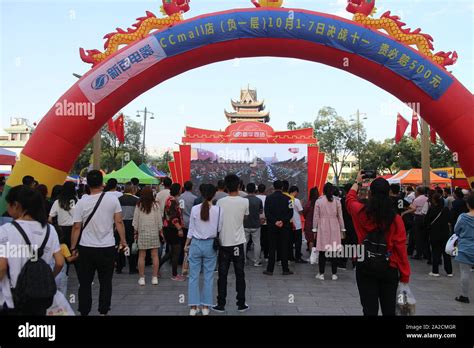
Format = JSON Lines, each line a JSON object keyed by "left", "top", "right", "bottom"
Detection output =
{"left": 346, "top": 173, "right": 410, "bottom": 316}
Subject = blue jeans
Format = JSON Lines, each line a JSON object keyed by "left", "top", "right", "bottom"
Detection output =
{"left": 188, "top": 239, "right": 217, "bottom": 307}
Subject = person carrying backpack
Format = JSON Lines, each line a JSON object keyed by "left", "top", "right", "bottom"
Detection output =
{"left": 0, "top": 185, "right": 64, "bottom": 315}
{"left": 346, "top": 173, "right": 410, "bottom": 316}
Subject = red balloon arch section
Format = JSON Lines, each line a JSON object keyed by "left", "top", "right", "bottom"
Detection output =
{"left": 2, "top": 7, "right": 473, "bottom": 211}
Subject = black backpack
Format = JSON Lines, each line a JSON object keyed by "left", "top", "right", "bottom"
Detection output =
{"left": 8, "top": 221, "right": 57, "bottom": 312}
{"left": 361, "top": 227, "right": 391, "bottom": 273}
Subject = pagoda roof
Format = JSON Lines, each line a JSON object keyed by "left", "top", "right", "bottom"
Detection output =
{"left": 225, "top": 110, "right": 270, "bottom": 123}
{"left": 231, "top": 99, "right": 265, "bottom": 110}
{"left": 241, "top": 88, "right": 258, "bottom": 101}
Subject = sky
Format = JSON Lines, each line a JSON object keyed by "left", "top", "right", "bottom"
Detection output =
{"left": 1, "top": 0, "right": 473, "bottom": 156}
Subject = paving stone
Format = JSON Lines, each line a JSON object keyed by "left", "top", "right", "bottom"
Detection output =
{"left": 66, "top": 253, "right": 474, "bottom": 316}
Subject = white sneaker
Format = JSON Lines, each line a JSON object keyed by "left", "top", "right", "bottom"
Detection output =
{"left": 332, "top": 274, "right": 338, "bottom": 281}
{"left": 428, "top": 272, "right": 440, "bottom": 277}
{"left": 254, "top": 261, "right": 263, "bottom": 267}
{"left": 152, "top": 276, "right": 159, "bottom": 285}
{"left": 202, "top": 307, "right": 210, "bottom": 316}
{"left": 138, "top": 277, "right": 145, "bottom": 286}
{"left": 189, "top": 308, "right": 200, "bottom": 316}
{"left": 315, "top": 273, "right": 324, "bottom": 280}
{"left": 447, "top": 274, "right": 454, "bottom": 277}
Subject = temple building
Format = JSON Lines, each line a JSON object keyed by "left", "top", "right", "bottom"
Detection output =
{"left": 225, "top": 86, "right": 270, "bottom": 124}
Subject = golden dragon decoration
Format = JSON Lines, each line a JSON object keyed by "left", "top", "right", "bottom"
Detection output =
{"left": 79, "top": 0, "right": 286, "bottom": 66}
{"left": 80, "top": 0, "right": 191, "bottom": 66}
{"left": 346, "top": 0, "right": 457, "bottom": 68}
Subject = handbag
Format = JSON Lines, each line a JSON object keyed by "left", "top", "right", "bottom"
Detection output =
{"left": 131, "top": 241, "right": 139, "bottom": 255}
{"left": 445, "top": 234, "right": 459, "bottom": 256}
{"left": 396, "top": 283, "right": 416, "bottom": 316}
{"left": 47, "top": 291, "right": 75, "bottom": 316}
{"left": 309, "top": 247, "right": 319, "bottom": 265}
{"left": 182, "top": 252, "right": 189, "bottom": 276}
{"left": 213, "top": 207, "right": 221, "bottom": 251}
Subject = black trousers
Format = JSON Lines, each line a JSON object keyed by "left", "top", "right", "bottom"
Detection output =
{"left": 77, "top": 245, "right": 115, "bottom": 315}
{"left": 431, "top": 238, "right": 452, "bottom": 274}
{"left": 319, "top": 252, "right": 337, "bottom": 275}
{"left": 267, "top": 226, "right": 290, "bottom": 273}
{"left": 217, "top": 244, "right": 246, "bottom": 307}
{"left": 61, "top": 225, "right": 73, "bottom": 249}
{"left": 160, "top": 227, "right": 182, "bottom": 276}
{"left": 288, "top": 228, "right": 303, "bottom": 260}
{"left": 260, "top": 224, "right": 269, "bottom": 259}
{"left": 414, "top": 215, "right": 431, "bottom": 259}
{"left": 124, "top": 220, "right": 138, "bottom": 273}
{"left": 356, "top": 262, "right": 399, "bottom": 316}
{"left": 178, "top": 228, "right": 188, "bottom": 265}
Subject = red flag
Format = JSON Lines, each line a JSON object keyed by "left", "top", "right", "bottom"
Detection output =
{"left": 395, "top": 113, "right": 409, "bottom": 144}
{"left": 411, "top": 112, "right": 419, "bottom": 139}
{"left": 430, "top": 126, "right": 437, "bottom": 144}
{"left": 114, "top": 114, "right": 125, "bottom": 143}
{"left": 107, "top": 118, "right": 115, "bottom": 134}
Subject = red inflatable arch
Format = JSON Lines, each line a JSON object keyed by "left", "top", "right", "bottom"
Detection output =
{"left": 2, "top": 8, "right": 473, "bottom": 211}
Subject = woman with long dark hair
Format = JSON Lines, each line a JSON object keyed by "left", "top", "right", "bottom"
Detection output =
{"left": 346, "top": 173, "right": 410, "bottom": 316}
{"left": 184, "top": 184, "right": 223, "bottom": 316}
{"left": 160, "top": 183, "right": 186, "bottom": 281}
{"left": 313, "top": 183, "right": 345, "bottom": 280}
{"left": 424, "top": 193, "right": 452, "bottom": 277}
{"left": 50, "top": 185, "right": 63, "bottom": 204}
{"left": 36, "top": 184, "right": 53, "bottom": 215}
{"left": 49, "top": 181, "right": 78, "bottom": 250}
{"left": 303, "top": 187, "right": 319, "bottom": 252}
{"left": 0, "top": 185, "right": 64, "bottom": 315}
{"left": 133, "top": 186, "right": 163, "bottom": 286}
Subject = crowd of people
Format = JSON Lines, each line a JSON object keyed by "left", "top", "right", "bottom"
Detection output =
{"left": 0, "top": 171, "right": 472, "bottom": 316}
{"left": 191, "top": 157, "right": 307, "bottom": 198}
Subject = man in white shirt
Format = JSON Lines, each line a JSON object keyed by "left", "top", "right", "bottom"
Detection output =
{"left": 105, "top": 178, "right": 123, "bottom": 198}
{"left": 289, "top": 186, "right": 307, "bottom": 264}
{"left": 213, "top": 174, "right": 250, "bottom": 313}
{"left": 156, "top": 177, "right": 172, "bottom": 216}
{"left": 405, "top": 186, "right": 416, "bottom": 204}
{"left": 70, "top": 170, "right": 127, "bottom": 316}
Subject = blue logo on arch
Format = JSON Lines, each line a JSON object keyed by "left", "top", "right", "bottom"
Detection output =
{"left": 91, "top": 74, "right": 109, "bottom": 90}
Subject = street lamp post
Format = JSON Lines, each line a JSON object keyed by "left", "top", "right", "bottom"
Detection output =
{"left": 136, "top": 107, "right": 155, "bottom": 159}
{"left": 350, "top": 110, "right": 367, "bottom": 170}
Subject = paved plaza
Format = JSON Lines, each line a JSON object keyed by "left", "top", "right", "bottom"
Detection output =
{"left": 67, "top": 251, "right": 474, "bottom": 316}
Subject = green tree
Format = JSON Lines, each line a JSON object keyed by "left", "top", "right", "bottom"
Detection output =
{"left": 289, "top": 107, "right": 366, "bottom": 185}
{"left": 360, "top": 139, "right": 395, "bottom": 174}
{"left": 71, "top": 117, "right": 145, "bottom": 175}
{"left": 150, "top": 151, "right": 173, "bottom": 173}
{"left": 372, "top": 136, "right": 455, "bottom": 172}
{"left": 72, "top": 142, "right": 93, "bottom": 175}
{"left": 287, "top": 121, "right": 297, "bottom": 130}
{"left": 101, "top": 117, "right": 145, "bottom": 172}
{"left": 430, "top": 138, "right": 455, "bottom": 168}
